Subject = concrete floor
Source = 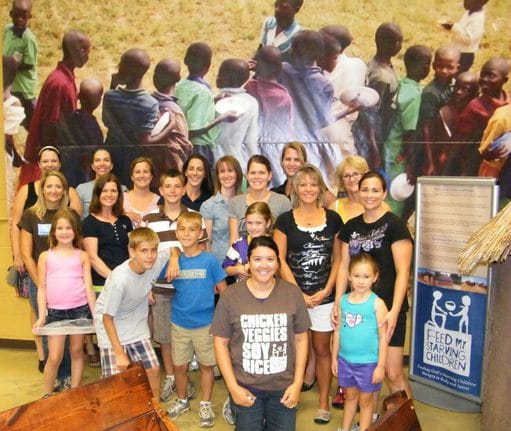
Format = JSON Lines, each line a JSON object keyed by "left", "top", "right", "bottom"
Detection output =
{"left": 0, "top": 347, "right": 481, "bottom": 430}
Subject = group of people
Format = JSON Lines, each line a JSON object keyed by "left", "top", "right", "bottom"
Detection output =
{"left": 9, "top": 138, "right": 413, "bottom": 431}
{"left": 3, "top": 0, "right": 510, "bottom": 430}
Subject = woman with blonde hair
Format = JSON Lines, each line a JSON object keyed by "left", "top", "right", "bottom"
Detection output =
{"left": 274, "top": 164, "right": 342, "bottom": 425}
{"left": 19, "top": 170, "right": 79, "bottom": 386}
{"left": 11, "top": 146, "right": 82, "bottom": 274}
{"left": 329, "top": 155, "right": 370, "bottom": 222}
{"left": 273, "top": 142, "right": 336, "bottom": 206}
{"left": 271, "top": 141, "right": 308, "bottom": 198}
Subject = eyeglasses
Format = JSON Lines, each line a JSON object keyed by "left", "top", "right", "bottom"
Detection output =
{"left": 342, "top": 172, "right": 363, "bottom": 180}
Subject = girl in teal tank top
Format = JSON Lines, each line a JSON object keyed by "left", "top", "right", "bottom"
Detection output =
{"left": 331, "top": 253, "right": 389, "bottom": 431}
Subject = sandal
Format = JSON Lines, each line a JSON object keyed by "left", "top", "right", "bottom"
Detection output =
{"left": 314, "top": 409, "right": 331, "bottom": 424}
{"left": 87, "top": 352, "right": 101, "bottom": 368}
{"left": 301, "top": 378, "right": 315, "bottom": 392}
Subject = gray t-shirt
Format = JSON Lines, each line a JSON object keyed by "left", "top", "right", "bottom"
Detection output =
{"left": 211, "top": 278, "right": 311, "bottom": 391}
{"left": 228, "top": 192, "right": 291, "bottom": 237}
{"left": 94, "top": 250, "right": 169, "bottom": 348}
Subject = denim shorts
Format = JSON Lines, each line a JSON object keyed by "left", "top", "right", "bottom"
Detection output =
{"left": 46, "top": 304, "right": 91, "bottom": 324}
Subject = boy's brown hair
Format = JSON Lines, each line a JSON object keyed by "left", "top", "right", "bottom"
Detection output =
{"left": 128, "top": 227, "right": 159, "bottom": 250}
{"left": 159, "top": 168, "right": 186, "bottom": 187}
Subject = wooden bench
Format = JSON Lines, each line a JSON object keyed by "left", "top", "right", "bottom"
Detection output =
{"left": 0, "top": 362, "right": 178, "bottom": 431}
{"left": 367, "top": 390, "right": 422, "bottom": 431}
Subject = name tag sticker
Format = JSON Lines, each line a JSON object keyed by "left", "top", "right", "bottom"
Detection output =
{"left": 37, "top": 223, "right": 51, "bottom": 236}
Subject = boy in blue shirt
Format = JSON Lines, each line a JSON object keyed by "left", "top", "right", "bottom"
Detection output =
{"left": 103, "top": 48, "right": 175, "bottom": 185}
{"left": 167, "top": 212, "right": 226, "bottom": 428}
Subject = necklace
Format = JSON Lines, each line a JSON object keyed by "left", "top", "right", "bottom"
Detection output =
{"left": 294, "top": 207, "right": 324, "bottom": 227}
{"left": 247, "top": 277, "right": 276, "bottom": 299}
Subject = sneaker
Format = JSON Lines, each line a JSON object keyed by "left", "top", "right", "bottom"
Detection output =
{"left": 352, "top": 414, "right": 379, "bottom": 431}
{"left": 61, "top": 377, "right": 71, "bottom": 390}
{"left": 187, "top": 380, "right": 197, "bottom": 400}
{"left": 222, "top": 397, "right": 235, "bottom": 425}
{"left": 53, "top": 378, "right": 71, "bottom": 393}
{"left": 160, "top": 376, "right": 176, "bottom": 402}
{"left": 189, "top": 354, "right": 199, "bottom": 371}
{"left": 167, "top": 399, "right": 190, "bottom": 419}
{"left": 314, "top": 409, "right": 331, "bottom": 424}
{"left": 53, "top": 379, "right": 62, "bottom": 393}
{"left": 199, "top": 402, "right": 215, "bottom": 428}
{"left": 332, "top": 387, "right": 345, "bottom": 409}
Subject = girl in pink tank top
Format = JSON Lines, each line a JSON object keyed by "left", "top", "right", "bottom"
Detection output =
{"left": 33, "top": 209, "right": 95, "bottom": 397}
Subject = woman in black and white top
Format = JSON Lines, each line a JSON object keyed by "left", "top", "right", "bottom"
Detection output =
{"left": 274, "top": 164, "right": 342, "bottom": 425}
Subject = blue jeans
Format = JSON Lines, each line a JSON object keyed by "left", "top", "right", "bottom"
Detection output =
{"left": 28, "top": 277, "right": 71, "bottom": 379}
{"left": 233, "top": 388, "right": 297, "bottom": 431}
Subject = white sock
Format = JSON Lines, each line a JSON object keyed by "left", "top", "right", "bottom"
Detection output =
{"left": 200, "top": 400, "right": 211, "bottom": 406}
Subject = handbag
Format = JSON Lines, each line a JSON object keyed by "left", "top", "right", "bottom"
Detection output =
{"left": 6, "top": 267, "right": 30, "bottom": 298}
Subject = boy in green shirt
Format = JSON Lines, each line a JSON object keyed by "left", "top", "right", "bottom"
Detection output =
{"left": 3, "top": 0, "right": 38, "bottom": 128}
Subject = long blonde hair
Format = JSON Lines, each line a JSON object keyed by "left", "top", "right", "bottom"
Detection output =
{"left": 291, "top": 164, "right": 327, "bottom": 208}
{"left": 29, "top": 170, "right": 69, "bottom": 219}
